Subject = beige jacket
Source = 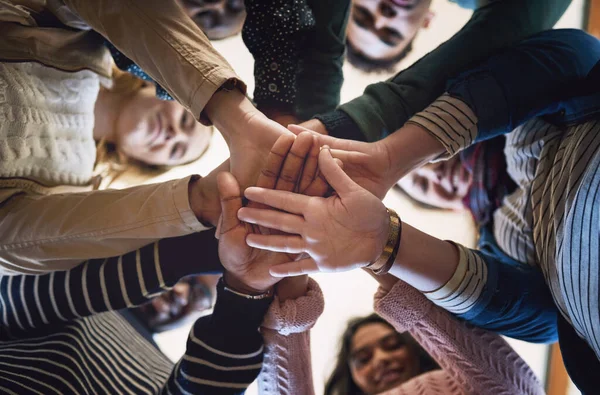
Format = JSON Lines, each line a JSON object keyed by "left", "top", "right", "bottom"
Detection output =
{"left": 0, "top": 0, "right": 242, "bottom": 274}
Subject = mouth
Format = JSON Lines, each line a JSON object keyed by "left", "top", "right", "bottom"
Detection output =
{"left": 376, "top": 366, "right": 407, "bottom": 387}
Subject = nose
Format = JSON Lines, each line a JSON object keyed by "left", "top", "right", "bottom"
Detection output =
{"left": 371, "top": 348, "right": 393, "bottom": 370}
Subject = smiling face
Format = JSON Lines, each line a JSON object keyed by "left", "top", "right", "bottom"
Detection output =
{"left": 178, "top": 0, "right": 246, "bottom": 40}
{"left": 114, "top": 85, "right": 213, "bottom": 166}
{"left": 397, "top": 155, "right": 472, "bottom": 210}
{"left": 347, "top": 0, "right": 432, "bottom": 64}
{"left": 349, "top": 323, "right": 420, "bottom": 394}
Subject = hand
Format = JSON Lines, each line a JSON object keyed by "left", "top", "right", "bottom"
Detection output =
{"left": 217, "top": 133, "right": 328, "bottom": 293}
{"left": 204, "top": 89, "right": 294, "bottom": 192}
{"left": 289, "top": 124, "right": 394, "bottom": 199}
{"left": 238, "top": 147, "right": 390, "bottom": 277}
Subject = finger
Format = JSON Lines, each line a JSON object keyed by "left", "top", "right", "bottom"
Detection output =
{"left": 255, "top": 134, "right": 295, "bottom": 190}
{"left": 269, "top": 258, "right": 320, "bottom": 277}
{"left": 244, "top": 187, "right": 310, "bottom": 215}
{"left": 299, "top": 135, "right": 320, "bottom": 193}
{"left": 217, "top": 172, "right": 243, "bottom": 235}
{"left": 238, "top": 207, "right": 304, "bottom": 234}
{"left": 303, "top": 158, "right": 343, "bottom": 197}
{"left": 245, "top": 233, "right": 306, "bottom": 254}
{"left": 318, "top": 148, "right": 358, "bottom": 196}
{"left": 275, "top": 132, "right": 313, "bottom": 192}
{"left": 287, "top": 124, "right": 311, "bottom": 135}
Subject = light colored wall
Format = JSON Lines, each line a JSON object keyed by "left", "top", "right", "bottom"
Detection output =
{"left": 147, "top": 1, "right": 587, "bottom": 394}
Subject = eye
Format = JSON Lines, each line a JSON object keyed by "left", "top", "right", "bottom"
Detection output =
{"left": 353, "top": 5, "right": 374, "bottom": 29}
{"left": 180, "top": 111, "right": 195, "bottom": 131}
{"left": 170, "top": 142, "right": 184, "bottom": 160}
{"left": 351, "top": 350, "right": 373, "bottom": 369}
{"left": 381, "top": 335, "right": 404, "bottom": 351}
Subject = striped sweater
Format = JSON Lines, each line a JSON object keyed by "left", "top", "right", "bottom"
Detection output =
{"left": 0, "top": 231, "right": 271, "bottom": 394}
{"left": 407, "top": 30, "right": 600, "bottom": 360}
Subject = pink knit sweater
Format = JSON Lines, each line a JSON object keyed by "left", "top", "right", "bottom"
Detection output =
{"left": 259, "top": 279, "right": 545, "bottom": 395}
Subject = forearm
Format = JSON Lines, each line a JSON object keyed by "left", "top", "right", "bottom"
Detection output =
{"left": 375, "top": 281, "right": 545, "bottom": 395}
{"left": 164, "top": 278, "right": 271, "bottom": 394}
{"left": 259, "top": 278, "right": 322, "bottom": 395}
{"left": 63, "top": 0, "right": 243, "bottom": 119}
{"left": 333, "top": 0, "right": 571, "bottom": 141}
{"left": 385, "top": 220, "right": 558, "bottom": 342}
{"left": 1, "top": 232, "right": 222, "bottom": 339}
{"left": 0, "top": 176, "right": 208, "bottom": 274}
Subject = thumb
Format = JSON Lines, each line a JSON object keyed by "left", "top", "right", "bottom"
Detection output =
{"left": 217, "top": 172, "right": 243, "bottom": 235}
{"left": 318, "top": 147, "right": 358, "bottom": 196}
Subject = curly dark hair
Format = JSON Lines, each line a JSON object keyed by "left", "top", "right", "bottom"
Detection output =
{"left": 324, "top": 314, "right": 440, "bottom": 395}
{"left": 345, "top": 39, "right": 414, "bottom": 74}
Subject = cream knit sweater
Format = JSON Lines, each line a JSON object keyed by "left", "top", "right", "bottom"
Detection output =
{"left": 0, "top": 62, "right": 99, "bottom": 187}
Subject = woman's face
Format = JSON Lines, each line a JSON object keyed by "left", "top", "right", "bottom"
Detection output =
{"left": 397, "top": 155, "right": 472, "bottom": 210}
{"left": 349, "top": 323, "right": 420, "bottom": 394}
{"left": 347, "top": 0, "right": 432, "bottom": 63}
{"left": 114, "top": 85, "right": 212, "bottom": 166}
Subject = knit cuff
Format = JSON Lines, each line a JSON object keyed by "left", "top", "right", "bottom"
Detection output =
{"left": 406, "top": 93, "right": 478, "bottom": 161}
{"left": 314, "top": 110, "right": 367, "bottom": 142}
{"left": 374, "top": 280, "right": 433, "bottom": 332}
{"left": 262, "top": 277, "right": 324, "bottom": 335}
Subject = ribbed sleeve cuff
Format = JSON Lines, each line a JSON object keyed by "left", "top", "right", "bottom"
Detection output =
{"left": 424, "top": 242, "right": 487, "bottom": 315}
{"left": 314, "top": 110, "right": 367, "bottom": 142}
{"left": 406, "top": 94, "right": 478, "bottom": 161}
{"left": 262, "top": 277, "right": 324, "bottom": 335}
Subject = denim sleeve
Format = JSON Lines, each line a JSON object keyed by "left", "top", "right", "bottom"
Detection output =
{"left": 458, "top": 249, "right": 559, "bottom": 343}
{"left": 425, "top": 236, "right": 558, "bottom": 344}
{"left": 447, "top": 29, "right": 600, "bottom": 143}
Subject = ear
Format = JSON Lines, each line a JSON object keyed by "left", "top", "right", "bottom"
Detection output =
{"left": 422, "top": 10, "right": 435, "bottom": 28}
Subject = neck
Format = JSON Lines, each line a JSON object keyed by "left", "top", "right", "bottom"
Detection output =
{"left": 93, "top": 88, "right": 123, "bottom": 142}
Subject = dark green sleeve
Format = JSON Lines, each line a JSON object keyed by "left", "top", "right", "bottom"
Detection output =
{"left": 295, "top": 0, "right": 351, "bottom": 121}
{"left": 333, "top": 0, "right": 571, "bottom": 142}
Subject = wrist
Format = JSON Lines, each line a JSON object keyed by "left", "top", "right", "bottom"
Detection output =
{"left": 383, "top": 123, "right": 446, "bottom": 182}
{"left": 223, "top": 271, "right": 273, "bottom": 296}
{"left": 188, "top": 176, "right": 219, "bottom": 227}
{"left": 204, "top": 89, "right": 259, "bottom": 141}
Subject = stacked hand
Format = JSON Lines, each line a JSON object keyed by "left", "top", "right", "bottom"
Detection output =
{"left": 216, "top": 132, "right": 331, "bottom": 294}
{"left": 237, "top": 145, "right": 390, "bottom": 277}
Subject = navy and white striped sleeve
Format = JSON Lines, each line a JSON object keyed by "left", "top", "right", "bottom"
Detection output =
{"left": 0, "top": 231, "right": 222, "bottom": 339}
{"left": 407, "top": 29, "right": 600, "bottom": 159}
{"left": 163, "top": 279, "right": 272, "bottom": 395}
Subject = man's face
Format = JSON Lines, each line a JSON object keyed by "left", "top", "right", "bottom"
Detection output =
{"left": 347, "top": 0, "right": 432, "bottom": 63}
{"left": 178, "top": 0, "right": 246, "bottom": 40}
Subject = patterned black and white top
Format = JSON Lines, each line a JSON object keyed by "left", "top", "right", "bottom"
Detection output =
{"left": 0, "top": 231, "right": 272, "bottom": 394}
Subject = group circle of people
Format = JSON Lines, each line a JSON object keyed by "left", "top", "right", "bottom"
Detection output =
{"left": 0, "top": 0, "right": 599, "bottom": 394}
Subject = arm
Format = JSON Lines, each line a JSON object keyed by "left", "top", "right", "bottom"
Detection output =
{"left": 320, "top": 0, "right": 572, "bottom": 142}
{"left": 0, "top": 160, "right": 227, "bottom": 274}
{"left": 0, "top": 231, "right": 221, "bottom": 339}
{"left": 374, "top": 280, "right": 546, "bottom": 395}
{"left": 405, "top": 29, "right": 600, "bottom": 159}
{"left": 62, "top": 0, "right": 242, "bottom": 119}
{"left": 162, "top": 278, "right": 272, "bottom": 395}
{"left": 258, "top": 277, "right": 323, "bottom": 395}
